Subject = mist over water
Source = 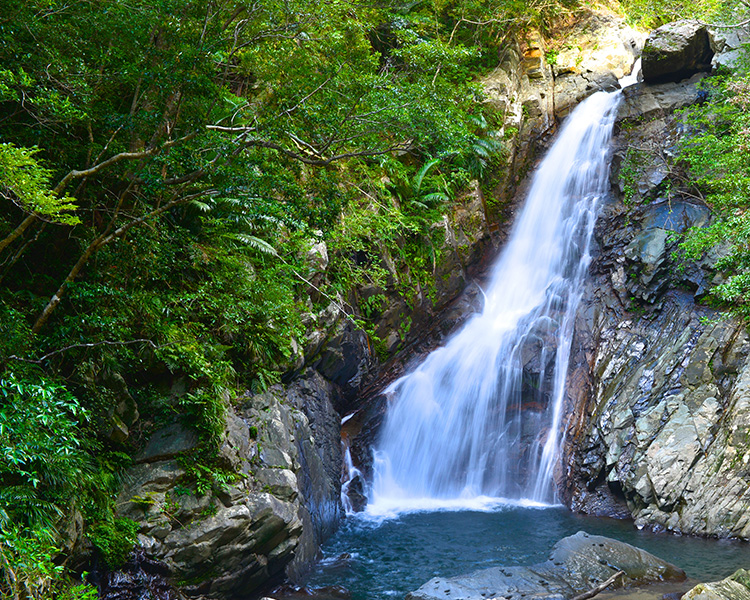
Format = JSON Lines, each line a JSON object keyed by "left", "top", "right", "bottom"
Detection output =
{"left": 368, "top": 91, "right": 622, "bottom": 511}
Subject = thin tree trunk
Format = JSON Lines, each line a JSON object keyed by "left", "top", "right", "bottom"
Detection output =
{"left": 31, "top": 189, "right": 211, "bottom": 334}
{"left": 31, "top": 236, "right": 104, "bottom": 334}
{"left": 0, "top": 214, "right": 36, "bottom": 255}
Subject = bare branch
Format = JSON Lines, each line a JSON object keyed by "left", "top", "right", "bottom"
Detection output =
{"left": 243, "top": 138, "right": 411, "bottom": 165}
{"left": 206, "top": 124, "right": 256, "bottom": 133}
{"left": 279, "top": 67, "right": 344, "bottom": 118}
{"left": 570, "top": 571, "right": 626, "bottom": 600}
{"left": 699, "top": 16, "right": 750, "bottom": 28}
{"left": 8, "top": 338, "right": 163, "bottom": 364}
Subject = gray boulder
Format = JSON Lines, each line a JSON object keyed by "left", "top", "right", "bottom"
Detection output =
{"left": 407, "top": 532, "right": 685, "bottom": 600}
{"left": 683, "top": 569, "right": 750, "bottom": 600}
{"left": 642, "top": 21, "right": 714, "bottom": 84}
{"left": 116, "top": 371, "right": 343, "bottom": 598}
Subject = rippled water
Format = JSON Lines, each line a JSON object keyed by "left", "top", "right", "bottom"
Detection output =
{"left": 305, "top": 506, "right": 750, "bottom": 600}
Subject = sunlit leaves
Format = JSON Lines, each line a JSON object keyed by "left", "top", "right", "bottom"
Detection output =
{"left": 0, "top": 374, "right": 90, "bottom": 529}
{"left": 0, "top": 144, "right": 80, "bottom": 225}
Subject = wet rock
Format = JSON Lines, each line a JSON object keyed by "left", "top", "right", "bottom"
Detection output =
{"left": 100, "top": 549, "right": 182, "bottom": 600}
{"left": 313, "top": 322, "right": 370, "bottom": 400}
{"left": 642, "top": 21, "right": 714, "bottom": 84}
{"left": 342, "top": 474, "right": 367, "bottom": 513}
{"left": 268, "top": 583, "right": 352, "bottom": 600}
{"left": 287, "top": 371, "right": 344, "bottom": 578}
{"left": 682, "top": 569, "right": 750, "bottom": 600}
{"left": 407, "top": 532, "right": 684, "bottom": 600}
{"left": 555, "top": 71, "right": 620, "bottom": 117}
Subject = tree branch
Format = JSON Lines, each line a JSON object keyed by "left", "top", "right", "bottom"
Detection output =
{"left": 31, "top": 188, "right": 217, "bottom": 334}
{"left": 8, "top": 339, "right": 163, "bottom": 364}
{"left": 570, "top": 571, "right": 626, "bottom": 600}
{"left": 52, "top": 131, "right": 198, "bottom": 195}
{"left": 0, "top": 214, "right": 37, "bottom": 255}
{"left": 243, "top": 138, "right": 411, "bottom": 165}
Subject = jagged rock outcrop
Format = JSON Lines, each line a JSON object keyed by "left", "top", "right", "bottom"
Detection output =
{"left": 642, "top": 21, "right": 714, "bottom": 83}
{"left": 562, "top": 50, "right": 750, "bottom": 538}
{"left": 115, "top": 370, "right": 342, "bottom": 598}
{"left": 407, "top": 532, "right": 684, "bottom": 600}
{"left": 711, "top": 22, "right": 750, "bottom": 69}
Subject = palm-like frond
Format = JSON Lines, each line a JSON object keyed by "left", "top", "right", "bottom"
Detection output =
{"left": 223, "top": 233, "right": 278, "bottom": 256}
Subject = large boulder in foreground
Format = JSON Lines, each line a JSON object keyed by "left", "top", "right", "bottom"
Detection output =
{"left": 406, "top": 532, "right": 685, "bottom": 600}
{"left": 683, "top": 569, "right": 750, "bottom": 600}
{"left": 642, "top": 21, "right": 714, "bottom": 83}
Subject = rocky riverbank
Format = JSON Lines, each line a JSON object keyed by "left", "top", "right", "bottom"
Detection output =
{"left": 407, "top": 532, "right": 685, "bottom": 600}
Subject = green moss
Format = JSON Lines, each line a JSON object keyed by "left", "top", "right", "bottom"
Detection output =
{"left": 88, "top": 518, "right": 140, "bottom": 570}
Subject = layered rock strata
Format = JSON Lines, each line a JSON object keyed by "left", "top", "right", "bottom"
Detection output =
{"left": 563, "top": 37, "right": 750, "bottom": 538}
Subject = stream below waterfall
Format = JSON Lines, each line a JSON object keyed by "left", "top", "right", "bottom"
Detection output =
{"left": 302, "top": 507, "right": 750, "bottom": 600}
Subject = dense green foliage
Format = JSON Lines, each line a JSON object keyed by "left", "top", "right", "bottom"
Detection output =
{"left": 0, "top": 0, "right": 575, "bottom": 594}
{"left": 677, "top": 57, "right": 750, "bottom": 316}
{"left": 617, "top": 0, "right": 729, "bottom": 27}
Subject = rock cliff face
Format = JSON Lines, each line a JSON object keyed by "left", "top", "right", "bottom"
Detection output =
{"left": 115, "top": 370, "right": 342, "bottom": 598}
{"left": 562, "top": 38, "right": 750, "bottom": 539}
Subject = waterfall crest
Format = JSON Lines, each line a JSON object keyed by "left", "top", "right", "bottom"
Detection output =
{"left": 368, "top": 91, "right": 622, "bottom": 514}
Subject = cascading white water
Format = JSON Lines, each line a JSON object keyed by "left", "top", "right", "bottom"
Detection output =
{"left": 368, "top": 90, "right": 622, "bottom": 513}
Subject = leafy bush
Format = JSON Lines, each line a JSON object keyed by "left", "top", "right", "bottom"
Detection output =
{"left": 0, "top": 525, "right": 97, "bottom": 600}
{"left": 676, "top": 57, "right": 750, "bottom": 315}
{"left": 0, "top": 374, "right": 91, "bottom": 529}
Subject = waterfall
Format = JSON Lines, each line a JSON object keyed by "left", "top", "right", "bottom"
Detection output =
{"left": 368, "top": 90, "right": 622, "bottom": 513}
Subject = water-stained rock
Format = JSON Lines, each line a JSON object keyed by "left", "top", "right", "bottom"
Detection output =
{"left": 406, "top": 532, "right": 684, "bottom": 600}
